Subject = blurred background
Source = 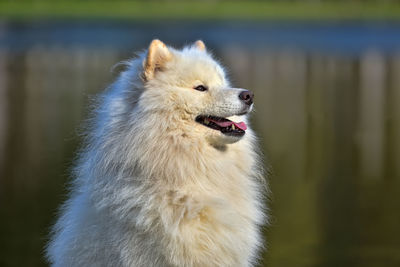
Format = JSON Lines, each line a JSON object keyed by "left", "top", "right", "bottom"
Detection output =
{"left": 1, "top": 0, "right": 400, "bottom": 266}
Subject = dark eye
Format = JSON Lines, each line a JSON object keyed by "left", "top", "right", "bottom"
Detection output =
{"left": 194, "top": 85, "right": 208, "bottom": 92}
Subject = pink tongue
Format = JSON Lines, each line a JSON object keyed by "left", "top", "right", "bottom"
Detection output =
{"left": 210, "top": 119, "right": 247, "bottom": 131}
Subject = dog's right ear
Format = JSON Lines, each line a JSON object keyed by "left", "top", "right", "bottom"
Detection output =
{"left": 142, "top": 39, "right": 172, "bottom": 81}
{"left": 194, "top": 40, "right": 206, "bottom": 51}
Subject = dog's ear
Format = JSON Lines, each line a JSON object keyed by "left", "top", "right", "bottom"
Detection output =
{"left": 194, "top": 40, "right": 206, "bottom": 51}
{"left": 142, "top": 39, "right": 172, "bottom": 81}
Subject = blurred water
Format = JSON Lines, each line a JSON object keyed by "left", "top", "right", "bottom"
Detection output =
{"left": 0, "top": 21, "right": 400, "bottom": 267}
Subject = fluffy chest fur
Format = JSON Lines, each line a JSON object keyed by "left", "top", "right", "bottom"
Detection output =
{"left": 122, "top": 133, "right": 264, "bottom": 267}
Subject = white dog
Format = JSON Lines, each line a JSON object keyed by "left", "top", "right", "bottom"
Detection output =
{"left": 46, "top": 40, "right": 267, "bottom": 267}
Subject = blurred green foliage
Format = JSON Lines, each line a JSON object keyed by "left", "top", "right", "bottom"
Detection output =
{"left": 0, "top": 0, "right": 399, "bottom": 21}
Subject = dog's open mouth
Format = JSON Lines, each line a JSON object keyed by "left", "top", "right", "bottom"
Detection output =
{"left": 195, "top": 115, "right": 247, "bottom": 137}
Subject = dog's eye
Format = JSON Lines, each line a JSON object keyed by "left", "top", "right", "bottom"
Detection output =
{"left": 194, "top": 85, "right": 208, "bottom": 92}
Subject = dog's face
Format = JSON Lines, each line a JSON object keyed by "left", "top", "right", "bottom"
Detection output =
{"left": 141, "top": 40, "right": 254, "bottom": 145}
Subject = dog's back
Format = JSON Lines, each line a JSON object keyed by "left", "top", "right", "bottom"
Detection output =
{"left": 47, "top": 40, "right": 267, "bottom": 267}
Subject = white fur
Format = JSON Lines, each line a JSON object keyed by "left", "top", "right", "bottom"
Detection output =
{"left": 46, "top": 41, "right": 267, "bottom": 267}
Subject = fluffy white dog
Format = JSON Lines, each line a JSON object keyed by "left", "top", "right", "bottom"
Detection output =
{"left": 47, "top": 40, "right": 267, "bottom": 267}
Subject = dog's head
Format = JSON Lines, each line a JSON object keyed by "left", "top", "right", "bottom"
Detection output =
{"left": 140, "top": 39, "right": 254, "bottom": 145}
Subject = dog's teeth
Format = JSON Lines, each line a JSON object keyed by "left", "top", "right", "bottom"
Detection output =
{"left": 231, "top": 124, "right": 235, "bottom": 130}
{"left": 204, "top": 119, "right": 209, "bottom": 125}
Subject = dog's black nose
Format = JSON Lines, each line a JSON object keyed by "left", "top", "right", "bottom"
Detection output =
{"left": 239, "top": 90, "right": 254, "bottom": 105}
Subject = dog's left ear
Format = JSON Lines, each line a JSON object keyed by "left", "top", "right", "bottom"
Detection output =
{"left": 143, "top": 39, "right": 172, "bottom": 81}
{"left": 194, "top": 40, "right": 206, "bottom": 51}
